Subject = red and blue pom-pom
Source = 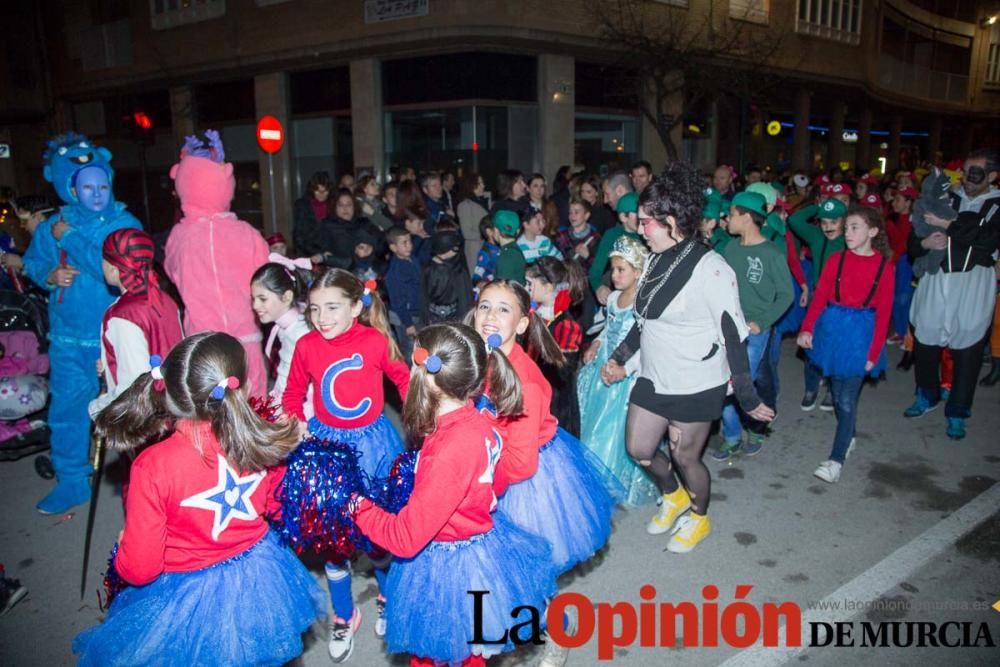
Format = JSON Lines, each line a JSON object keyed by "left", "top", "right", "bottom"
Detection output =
{"left": 272, "top": 436, "right": 372, "bottom": 560}
{"left": 100, "top": 544, "right": 128, "bottom": 611}
{"left": 368, "top": 450, "right": 418, "bottom": 515}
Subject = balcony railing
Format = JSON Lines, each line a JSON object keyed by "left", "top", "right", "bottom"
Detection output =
{"left": 878, "top": 53, "right": 968, "bottom": 103}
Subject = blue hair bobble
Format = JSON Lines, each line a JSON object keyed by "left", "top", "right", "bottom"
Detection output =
{"left": 486, "top": 333, "right": 503, "bottom": 352}
{"left": 424, "top": 355, "right": 443, "bottom": 374}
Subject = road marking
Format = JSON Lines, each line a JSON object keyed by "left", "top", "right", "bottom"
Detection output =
{"left": 720, "top": 481, "right": 1000, "bottom": 667}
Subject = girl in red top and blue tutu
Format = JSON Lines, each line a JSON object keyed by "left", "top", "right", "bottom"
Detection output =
{"left": 353, "top": 323, "right": 557, "bottom": 667}
{"left": 279, "top": 268, "right": 410, "bottom": 661}
{"left": 74, "top": 332, "right": 324, "bottom": 667}
{"left": 797, "top": 205, "right": 894, "bottom": 484}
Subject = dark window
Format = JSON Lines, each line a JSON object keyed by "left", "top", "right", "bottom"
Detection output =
{"left": 195, "top": 79, "right": 255, "bottom": 124}
{"left": 575, "top": 62, "right": 638, "bottom": 110}
{"left": 382, "top": 53, "right": 536, "bottom": 105}
{"left": 290, "top": 67, "right": 351, "bottom": 114}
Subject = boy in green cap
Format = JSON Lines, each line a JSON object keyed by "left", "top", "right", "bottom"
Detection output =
{"left": 787, "top": 197, "right": 848, "bottom": 411}
{"left": 589, "top": 191, "right": 644, "bottom": 304}
{"left": 713, "top": 192, "right": 794, "bottom": 461}
{"left": 493, "top": 209, "right": 527, "bottom": 283}
{"left": 702, "top": 187, "right": 732, "bottom": 253}
{"left": 787, "top": 197, "right": 847, "bottom": 284}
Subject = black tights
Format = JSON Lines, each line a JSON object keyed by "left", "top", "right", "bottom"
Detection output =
{"left": 625, "top": 404, "right": 713, "bottom": 515}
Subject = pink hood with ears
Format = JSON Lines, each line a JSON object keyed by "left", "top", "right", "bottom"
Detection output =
{"left": 170, "top": 154, "right": 235, "bottom": 220}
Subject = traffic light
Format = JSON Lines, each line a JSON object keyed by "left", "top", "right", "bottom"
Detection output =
{"left": 127, "top": 110, "right": 155, "bottom": 144}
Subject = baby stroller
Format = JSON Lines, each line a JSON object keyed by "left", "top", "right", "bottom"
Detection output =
{"left": 0, "top": 289, "right": 53, "bottom": 479}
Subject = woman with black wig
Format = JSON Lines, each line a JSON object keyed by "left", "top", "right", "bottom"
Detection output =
{"left": 601, "top": 161, "right": 774, "bottom": 554}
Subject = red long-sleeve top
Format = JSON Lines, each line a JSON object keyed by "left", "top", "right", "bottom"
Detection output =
{"left": 480, "top": 344, "right": 558, "bottom": 497}
{"left": 115, "top": 420, "right": 284, "bottom": 585}
{"left": 354, "top": 403, "right": 498, "bottom": 558}
{"left": 282, "top": 322, "right": 409, "bottom": 427}
{"left": 886, "top": 213, "right": 911, "bottom": 265}
{"left": 801, "top": 250, "right": 895, "bottom": 366}
{"left": 785, "top": 231, "right": 808, "bottom": 287}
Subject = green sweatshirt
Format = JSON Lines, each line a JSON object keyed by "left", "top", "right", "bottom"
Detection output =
{"left": 723, "top": 239, "right": 794, "bottom": 331}
{"left": 787, "top": 204, "right": 846, "bottom": 285}
{"left": 709, "top": 226, "right": 733, "bottom": 254}
{"left": 762, "top": 212, "right": 787, "bottom": 255}
{"left": 495, "top": 241, "right": 526, "bottom": 283}
{"left": 588, "top": 225, "right": 643, "bottom": 291}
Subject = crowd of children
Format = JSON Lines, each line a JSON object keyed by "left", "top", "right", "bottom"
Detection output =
{"left": 2, "top": 127, "right": 997, "bottom": 663}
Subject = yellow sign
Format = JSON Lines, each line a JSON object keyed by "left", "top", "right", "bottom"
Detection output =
{"left": 767, "top": 121, "right": 781, "bottom": 136}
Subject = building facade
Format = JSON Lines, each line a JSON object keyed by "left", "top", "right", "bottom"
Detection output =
{"left": 1, "top": 0, "right": 998, "bottom": 239}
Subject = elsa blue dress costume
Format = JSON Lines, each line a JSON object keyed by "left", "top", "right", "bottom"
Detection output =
{"left": 577, "top": 291, "right": 658, "bottom": 506}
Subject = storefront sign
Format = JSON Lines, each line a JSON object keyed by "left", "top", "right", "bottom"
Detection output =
{"left": 364, "top": 0, "right": 428, "bottom": 24}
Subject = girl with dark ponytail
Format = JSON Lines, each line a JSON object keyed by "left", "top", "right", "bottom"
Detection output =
{"left": 352, "top": 323, "right": 557, "bottom": 667}
{"left": 75, "top": 332, "right": 323, "bottom": 667}
{"left": 525, "top": 256, "right": 588, "bottom": 436}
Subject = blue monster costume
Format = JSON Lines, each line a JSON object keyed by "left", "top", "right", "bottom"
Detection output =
{"left": 22, "top": 133, "right": 141, "bottom": 514}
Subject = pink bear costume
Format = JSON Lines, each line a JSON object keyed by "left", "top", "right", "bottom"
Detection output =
{"left": 164, "top": 131, "right": 268, "bottom": 396}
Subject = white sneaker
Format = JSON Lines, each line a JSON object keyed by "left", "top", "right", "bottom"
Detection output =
{"left": 813, "top": 460, "right": 842, "bottom": 483}
{"left": 537, "top": 605, "right": 576, "bottom": 667}
{"left": 328, "top": 608, "right": 361, "bottom": 662}
{"left": 374, "top": 596, "right": 387, "bottom": 638}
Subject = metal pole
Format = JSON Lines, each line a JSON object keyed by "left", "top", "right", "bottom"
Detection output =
{"left": 267, "top": 152, "right": 277, "bottom": 234}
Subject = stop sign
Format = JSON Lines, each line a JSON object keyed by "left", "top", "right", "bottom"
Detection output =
{"left": 256, "top": 115, "right": 284, "bottom": 153}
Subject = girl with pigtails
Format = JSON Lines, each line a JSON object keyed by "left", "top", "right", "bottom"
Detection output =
{"left": 278, "top": 268, "right": 410, "bottom": 662}
{"left": 74, "top": 332, "right": 324, "bottom": 667}
{"left": 352, "top": 323, "right": 557, "bottom": 667}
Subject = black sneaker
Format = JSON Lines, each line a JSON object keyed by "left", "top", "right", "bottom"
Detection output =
{"left": 819, "top": 391, "right": 834, "bottom": 412}
{"left": 801, "top": 391, "right": 818, "bottom": 411}
{"left": 0, "top": 567, "right": 28, "bottom": 615}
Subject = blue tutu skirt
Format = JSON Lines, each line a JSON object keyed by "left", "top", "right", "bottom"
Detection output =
{"left": 382, "top": 513, "right": 557, "bottom": 665}
{"left": 73, "top": 532, "right": 325, "bottom": 667}
{"left": 308, "top": 414, "right": 404, "bottom": 479}
{"left": 498, "top": 427, "right": 622, "bottom": 575}
{"left": 808, "top": 304, "right": 887, "bottom": 379}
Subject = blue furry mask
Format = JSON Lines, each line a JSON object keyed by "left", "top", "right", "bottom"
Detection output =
{"left": 42, "top": 132, "right": 115, "bottom": 206}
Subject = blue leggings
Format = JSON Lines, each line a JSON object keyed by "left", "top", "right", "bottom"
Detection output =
{"left": 48, "top": 338, "right": 100, "bottom": 481}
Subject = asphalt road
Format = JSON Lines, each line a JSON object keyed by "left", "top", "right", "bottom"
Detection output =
{"left": 1, "top": 341, "right": 998, "bottom": 666}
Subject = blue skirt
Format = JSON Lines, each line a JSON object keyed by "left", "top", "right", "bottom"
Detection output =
{"left": 497, "top": 427, "right": 621, "bottom": 576}
{"left": 382, "top": 513, "right": 557, "bottom": 665}
{"left": 308, "top": 413, "right": 404, "bottom": 480}
{"left": 73, "top": 532, "right": 325, "bottom": 667}
{"left": 808, "top": 304, "right": 887, "bottom": 379}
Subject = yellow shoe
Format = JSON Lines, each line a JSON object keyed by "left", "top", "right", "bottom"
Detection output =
{"left": 666, "top": 512, "right": 712, "bottom": 553}
{"left": 645, "top": 486, "right": 691, "bottom": 535}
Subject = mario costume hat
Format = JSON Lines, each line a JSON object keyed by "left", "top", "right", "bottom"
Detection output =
{"left": 823, "top": 183, "right": 853, "bottom": 197}
{"left": 616, "top": 192, "right": 639, "bottom": 214}
{"left": 492, "top": 209, "right": 521, "bottom": 238}
{"left": 860, "top": 193, "right": 882, "bottom": 209}
{"left": 730, "top": 191, "right": 769, "bottom": 217}
{"left": 896, "top": 186, "right": 919, "bottom": 200}
{"left": 817, "top": 198, "right": 848, "bottom": 219}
